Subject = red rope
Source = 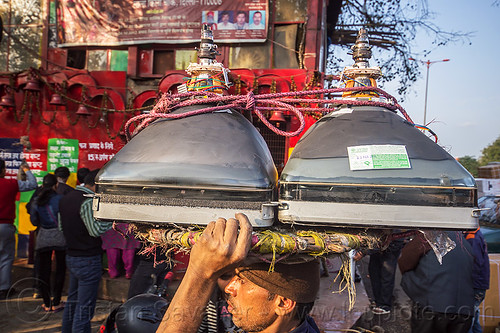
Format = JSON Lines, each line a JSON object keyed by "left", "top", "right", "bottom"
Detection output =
{"left": 124, "top": 86, "right": 413, "bottom": 141}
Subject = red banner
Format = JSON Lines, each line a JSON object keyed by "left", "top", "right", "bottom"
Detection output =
{"left": 56, "top": 0, "right": 268, "bottom": 46}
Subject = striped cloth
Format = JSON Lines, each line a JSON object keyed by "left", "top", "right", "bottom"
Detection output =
{"left": 197, "top": 289, "right": 243, "bottom": 333}
{"left": 77, "top": 185, "right": 112, "bottom": 237}
{"left": 197, "top": 299, "right": 218, "bottom": 333}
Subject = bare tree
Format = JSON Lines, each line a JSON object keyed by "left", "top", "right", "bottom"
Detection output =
{"left": 0, "top": 0, "right": 42, "bottom": 72}
{"left": 326, "top": 0, "right": 472, "bottom": 96}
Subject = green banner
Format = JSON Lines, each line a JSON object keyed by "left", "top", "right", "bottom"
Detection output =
{"left": 47, "top": 138, "right": 79, "bottom": 173}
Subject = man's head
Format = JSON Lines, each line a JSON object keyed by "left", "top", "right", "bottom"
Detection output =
{"left": 77, "top": 167, "right": 90, "bottom": 184}
{"left": 84, "top": 169, "right": 100, "bottom": 192}
{"left": 236, "top": 11, "right": 246, "bottom": 25}
{"left": 253, "top": 11, "right": 262, "bottom": 25}
{"left": 54, "top": 166, "right": 70, "bottom": 183}
{"left": 221, "top": 12, "right": 230, "bottom": 23}
{"left": 206, "top": 11, "right": 214, "bottom": 23}
{"left": 0, "top": 159, "right": 5, "bottom": 177}
{"left": 42, "top": 173, "right": 58, "bottom": 189}
{"left": 224, "top": 258, "right": 320, "bottom": 332}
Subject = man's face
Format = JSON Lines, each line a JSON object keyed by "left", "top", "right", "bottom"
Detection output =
{"left": 222, "top": 13, "right": 229, "bottom": 23}
{"left": 253, "top": 12, "right": 262, "bottom": 25}
{"left": 224, "top": 274, "right": 278, "bottom": 332}
{"left": 207, "top": 13, "right": 214, "bottom": 22}
{"left": 236, "top": 13, "right": 246, "bottom": 25}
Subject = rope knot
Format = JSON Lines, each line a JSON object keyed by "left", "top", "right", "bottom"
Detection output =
{"left": 152, "top": 93, "right": 174, "bottom": 114}
{"left": 245, "top": 91, "right": 255, "bottom": 111}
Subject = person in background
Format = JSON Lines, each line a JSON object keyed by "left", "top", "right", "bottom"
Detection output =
{"left": 204, "top": 11, "right": 217, "bottom": 30}
{"left": 465, "top": 227, "right": 490, "bottom": 333}
{"left": 76, "top": 167, "right": 90, "bottom": 186}
{"left": 399, "top": 231, "right": 474, "bottom": 333}
{"left": 54, "top": 166, "right": 73, "bottom": 195}
{"left": 367, "top": 238, "right": 405, "bottom": 314}
{"left": 59, "top": 169, "right": 112, "bottom": 333}
{"left": 234, "top": 11, "right": 249, "bottom": 30}
{"left": 30, "top": 173, "right": 66, "bottom": 312}
{"left": 248, "top": 11, "right": 265, "bottom": 29}
{"left": 26, "top": 176, "right": 43, "bottom": 299}
{"left": 127, "top": 247, "right": 174, "bottom": 299}
{"left": 218, "top": 12, "right": 235, "bottom": 30}
{"left": 101, "top": 222, "right": 140, "bottom": 279}
{"left": 0, "top": 158, "right": 37, "bottom": 299}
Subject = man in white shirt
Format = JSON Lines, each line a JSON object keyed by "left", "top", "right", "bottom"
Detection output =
{"left": 218, "top": 12, "right": 235, "bottom": 30}
{"left": 249, "top": 11, "right": 265, "bottom": 30}
{"left": 234, "top": 11, "right": 249, "bottom": 30}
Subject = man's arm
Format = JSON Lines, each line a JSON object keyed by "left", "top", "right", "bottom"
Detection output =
{"left": 398, "top": 233, "right": 431, "bottom": 273}
{"left": 157, "top": 213, "right": 252, "bottom": 333}
{"left": 29, "top": 201, "right": 40, "bottom": 227}
{"left": 18, "top": 166, "right": 37, "bottom": 192}
{"left": 79, "top": 198, "right": 112, "bottom": 237}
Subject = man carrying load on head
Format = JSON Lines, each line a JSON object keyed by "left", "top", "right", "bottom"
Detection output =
{"left": 157, "top": 213, "right": 321, "bottom": 333}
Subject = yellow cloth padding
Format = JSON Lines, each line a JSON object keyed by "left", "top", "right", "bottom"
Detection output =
{"left": 17, "top": 202, "right": 36, "bottom": 235}
{"left": 67, "top": 173, "right": 77, "bottom": 188}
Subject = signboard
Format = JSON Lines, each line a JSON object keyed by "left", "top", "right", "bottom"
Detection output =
{"left": 56, "top": 0, "right": 268, "bottom": 46}
{"left": 0, "top": 138, "right": 23, "bottom": 180}
{"left": 78, "top": 141, "right": 116, "bottom": 165}
{"left": 47, "top": 138, "right": 79, "bottom": 173}
{"left": 347, "top": 145, "right": 411, "bottom": 171}
{"left": 22, "top": 150, "right": 48, "bottom": 185}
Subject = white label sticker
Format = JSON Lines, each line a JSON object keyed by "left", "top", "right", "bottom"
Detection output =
{"left": 347, "top": 145, "right": 411, "bottom": 170}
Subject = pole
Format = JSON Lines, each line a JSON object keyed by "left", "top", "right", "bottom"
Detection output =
{"left": 409, "top": 58, "right": 450, "bottom": 125}
{"left": 423, "top": 61, "right": 430, "bottom": 125}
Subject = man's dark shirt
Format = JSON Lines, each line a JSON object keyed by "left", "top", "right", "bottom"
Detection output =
{"left": 56, "top": 182, "right": 74, "bottom": 195}
{"left": 290, "top": 316, "right": 320, "bottom": 333}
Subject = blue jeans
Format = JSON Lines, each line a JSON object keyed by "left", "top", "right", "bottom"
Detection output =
{"left": 0, "top": 224, "right": 16, "bottom": 291}
{"left": 368, "top": 239, "right": 404, "bottom": 310}
{"left": 62, "top": 254, "right": 103, "bottom": 333}
{"left": 469, "top": 289, "right": 486, "bottom": 333}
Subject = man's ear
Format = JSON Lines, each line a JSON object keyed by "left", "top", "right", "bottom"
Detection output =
{"left": 274, "top": 296, "right": 296, "bottom": 316}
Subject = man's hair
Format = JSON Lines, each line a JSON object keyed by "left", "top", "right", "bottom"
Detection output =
{"left": 84, "top": 169, "right": 100, "bottom": 187}
{"left": 0, "top": 159, "right": 5, "bottom": 172}
{"left": 254, "top": 11, "right": 262, "bottom": 17}
{"left": 236, "top": 11, "right": 246, "bottom": 18}
{"left": 77, "top": 167, "right": 90, "bottom": 183}
{"left": 54, "top": 166, "right": 70, "bottom": 180}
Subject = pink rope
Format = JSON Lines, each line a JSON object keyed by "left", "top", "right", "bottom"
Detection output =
{"left": 125, "top": 86, "right": 413, "bottom": 141}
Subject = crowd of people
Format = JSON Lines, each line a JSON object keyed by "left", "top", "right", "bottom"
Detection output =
{"left": 0, "top": 158, "right": 494, "bottom": 333}
{"left": 0, "top": 161, "right": 170, "bottom": 333}
{"left": 353, "top": 228, "right": 490, "bottom": 333}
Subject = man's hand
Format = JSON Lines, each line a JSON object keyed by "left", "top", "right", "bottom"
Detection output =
{"left": 353, "top": 251, "right": 364, "bottom": 261}
{"left": 20, "top": 160, "right": 30, "bottom": 172}
{"left": 187, "top": 213, "right": 253, "bottom": 280}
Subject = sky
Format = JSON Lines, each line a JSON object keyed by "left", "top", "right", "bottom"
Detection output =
{"left": 380, "top": 0, "right": 500, "bottom": 159}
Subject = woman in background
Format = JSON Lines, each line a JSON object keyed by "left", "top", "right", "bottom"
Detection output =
{"left": 101, "top": 223, "right": 140, "bottom": 279}
{"left": 30, "top": 173, "right": 66, "bottom": 312}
